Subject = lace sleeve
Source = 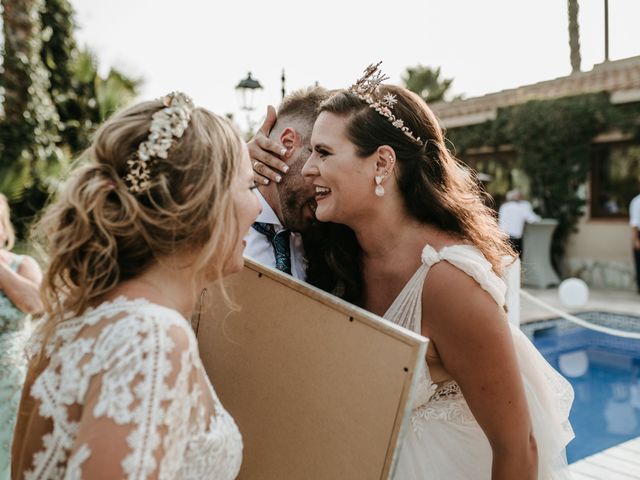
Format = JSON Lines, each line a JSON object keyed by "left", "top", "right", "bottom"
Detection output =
{"left": 63, "top": 309, "right": 205, "bottom": 480}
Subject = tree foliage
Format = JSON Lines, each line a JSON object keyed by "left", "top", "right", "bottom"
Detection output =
{"left": 0, "top": 0, "right": 64, "bottom": 233}
{"left": 446, "top": 93, "right": 640, "bottom": 269}
{"left": 507, "top": 94, "right": 609, "bottom": 265}
{"left": 402, "top": 65, "right": 457, "bottom": 103}
{"left": 0, "top": 0, "right": 141, "bottom": 236}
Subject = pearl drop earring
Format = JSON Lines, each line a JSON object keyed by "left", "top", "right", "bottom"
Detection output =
{"left": 375, "top": 175, "right": 385, "bottom": 197}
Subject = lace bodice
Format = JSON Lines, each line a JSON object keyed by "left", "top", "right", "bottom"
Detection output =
{"left": 15, "top": 297, "right": 242, "bottom": 480}
{"left": 384, "top": 245, "right": 507, "bottom": 435}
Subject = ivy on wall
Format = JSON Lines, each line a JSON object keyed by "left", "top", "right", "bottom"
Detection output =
{"left": 446, "top": 92, "right": 640, "bottom": 268}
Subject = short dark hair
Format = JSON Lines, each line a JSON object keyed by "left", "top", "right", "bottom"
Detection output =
{"left": 273, "top": 86, "right": 331, "bottom": 144}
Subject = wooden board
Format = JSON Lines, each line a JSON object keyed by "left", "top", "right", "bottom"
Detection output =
{"left": 195, "top": 258, "right": 427, "bottom": 480}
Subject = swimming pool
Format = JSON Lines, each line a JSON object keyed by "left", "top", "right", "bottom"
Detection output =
{"left": 522, "top": 312, "right": 640, "bottom": 463}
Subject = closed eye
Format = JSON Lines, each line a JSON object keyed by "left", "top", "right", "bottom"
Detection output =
{"left": 314, "top": 146, "right": 330, "bottom": 158}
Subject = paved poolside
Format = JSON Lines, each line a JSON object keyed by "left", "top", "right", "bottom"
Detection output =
{"left": 520, "top": 287, "right": 640, "bottom": 324}
{"left": 569, "top": 435, "right": 640, "bottom": 479}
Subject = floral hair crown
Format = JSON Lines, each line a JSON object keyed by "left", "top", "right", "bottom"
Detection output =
{"left": 125, "top": 91, "right": 195, "bottom": 193}
{"left": 348, "top": 61, "right": 423, "bottom": 146}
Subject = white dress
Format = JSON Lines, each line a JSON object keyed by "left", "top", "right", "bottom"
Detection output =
{"left": 387, "top": 245, "right": 574, "bottom": 480}
{"left": 18, "top": 297, "right": 242, "bottom": 480}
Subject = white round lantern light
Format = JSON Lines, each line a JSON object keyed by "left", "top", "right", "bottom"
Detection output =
{"left": 558, "top": 278, "right": 589, "bottom": 308}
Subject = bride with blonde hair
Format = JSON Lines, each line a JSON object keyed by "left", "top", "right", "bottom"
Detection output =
{"left": 12, "top": 93, "right": 261, "bottom": 479}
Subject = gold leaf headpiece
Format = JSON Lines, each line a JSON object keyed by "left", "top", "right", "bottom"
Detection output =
{"left": 348, "top": 61, "right": 423, "bottom": 145}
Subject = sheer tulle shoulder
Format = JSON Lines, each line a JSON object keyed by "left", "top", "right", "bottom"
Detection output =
{"left": 388, "top": 245, "right": 574, "bottom": 479}
{"left": 421, "top": 244, "right": 506, "bottom": 308}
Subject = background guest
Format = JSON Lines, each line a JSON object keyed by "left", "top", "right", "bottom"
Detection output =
{"left": 0, "top": 193, "right": 42, "bottom": 480}
{"left": 499, "top": 189, "right": 541, "bottom": 255}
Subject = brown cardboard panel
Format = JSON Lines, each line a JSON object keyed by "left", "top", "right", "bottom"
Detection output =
{"left": 196, "top": 258, "right": 427, "bottom": 480}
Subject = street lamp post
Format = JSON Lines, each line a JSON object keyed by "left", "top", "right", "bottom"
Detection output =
{"left": 235, "top": 72, "right": 263, "bottom": 138}
{"left": 604, "top": 0, "right": 610, "bottom": 62}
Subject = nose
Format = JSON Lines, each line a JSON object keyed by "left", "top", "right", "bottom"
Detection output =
{"left": 302, "top": 153, "right": 319, "bottom": 178}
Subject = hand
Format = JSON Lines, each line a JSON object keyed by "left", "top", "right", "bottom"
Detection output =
{"left": 248, "top": 105, "right": 289, "bottom": 185}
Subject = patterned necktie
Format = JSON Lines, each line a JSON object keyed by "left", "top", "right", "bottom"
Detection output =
{"left": 252, "top": 222, "right": 292, "bottom": 275}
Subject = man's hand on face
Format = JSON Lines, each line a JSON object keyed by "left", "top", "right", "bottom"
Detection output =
{"left": 248, "top": 105, "right": 290, "bottom": 185}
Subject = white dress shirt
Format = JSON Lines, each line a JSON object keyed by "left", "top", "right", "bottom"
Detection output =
{"left": 630, "top": 194, "right": 640, "bottom": 228}
{"left": 244, "top": 190, "right": 307, "bottom": 280}
{"left": 498, "top": 200, "right": 541, "bottom": 238}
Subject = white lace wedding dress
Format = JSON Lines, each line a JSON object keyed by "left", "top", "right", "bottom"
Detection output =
{"left": 15, "top": 297, "right": 242, "bottom": 480}
{"left": 387, "top": 245, "right": 574, "bottom": 480}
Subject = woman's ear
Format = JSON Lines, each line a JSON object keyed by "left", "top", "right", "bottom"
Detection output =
{"left": 375, "top": 145, "right": 396, "bottom": 177}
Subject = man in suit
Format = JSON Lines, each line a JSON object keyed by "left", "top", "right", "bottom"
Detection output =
{"left": 245, "top": 86, "right": 330, "bottom": 280}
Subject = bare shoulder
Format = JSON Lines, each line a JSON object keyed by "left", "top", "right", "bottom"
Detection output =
{"left": 421, "top": 259, "right": 507, "bottom": 334}
{"left": 18, "top": 255, "right": 43, "bottom": 282}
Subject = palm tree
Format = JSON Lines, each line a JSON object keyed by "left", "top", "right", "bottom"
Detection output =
{"left": 40, "top": 1, "right": 141, "bottom": 151}
{"left": 96, "top": 67, "right": 142, "bottom": 121}
{"left": 70, "top": 48, "right": 142, "bottom": 123}
{"left": 568, "top": 0, "right": 581, "bottom": 73}
{"left": 402, "top": 65, "right": 457, "bottom": 103}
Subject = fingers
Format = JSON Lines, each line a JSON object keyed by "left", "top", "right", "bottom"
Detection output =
{"left": 255, "top": 133, "right": 288, "bottom": 159}
{"left": 248, "top": 105, "right": 289, "bottom": 184}
{"left": 258, "top": 105, "right": 278, "bottom": 137}
{"left": 253, "top": 160, "right": 282, "bottom": 184}
{"left": 247, "top": 135, "right": 289, "bottom": 177}
{"left": 254, "top": 171, "right": 271, "bottom": 185}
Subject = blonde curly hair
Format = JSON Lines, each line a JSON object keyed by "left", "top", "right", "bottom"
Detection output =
{"left": 33, "top": 99, "right": 244, "bottom": 321}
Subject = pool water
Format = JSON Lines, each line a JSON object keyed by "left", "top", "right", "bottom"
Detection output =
{"left": 522, "top": 313, "right": 640, "bottom": 463}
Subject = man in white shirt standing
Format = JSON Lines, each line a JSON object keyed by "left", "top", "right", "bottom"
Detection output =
{"left": 498, "top": 189, "right": 541, "bottom": 255}
{"left": 630, "top": 193, "right": 640, "bottom": 293}
{"left": 245, "top": 87, "right": 330, "bottom": 280}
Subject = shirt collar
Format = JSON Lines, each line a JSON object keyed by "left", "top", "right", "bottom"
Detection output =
{"left": 255, "top": 190, "right": 282, "bottom": 227}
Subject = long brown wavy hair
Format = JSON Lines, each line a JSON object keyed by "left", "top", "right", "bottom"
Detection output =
{"left": 314, "top": 85, "right": 514, "bottom": 304}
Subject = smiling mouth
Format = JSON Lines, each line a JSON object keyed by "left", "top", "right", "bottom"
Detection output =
{"left": 315, "top": 186, "right": 331, "bottom": 200}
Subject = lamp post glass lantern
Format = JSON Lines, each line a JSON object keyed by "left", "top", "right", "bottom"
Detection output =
{"left": 235, "top": 72, "right": 263, "bottom": 137}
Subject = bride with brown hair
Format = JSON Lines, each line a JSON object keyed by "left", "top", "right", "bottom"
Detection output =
{"left": 12, "top": 93, "right": 261, "bottom": 479}
{"left": 249, "top": 63, "right": 574, "bottom": 479}
{"left": 301, "top": 64, "right": 574, "bottom": 479}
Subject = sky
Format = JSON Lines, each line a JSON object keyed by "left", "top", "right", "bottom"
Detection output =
{"left": 72, "top": 0, "right": 640, "bottom": 130}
